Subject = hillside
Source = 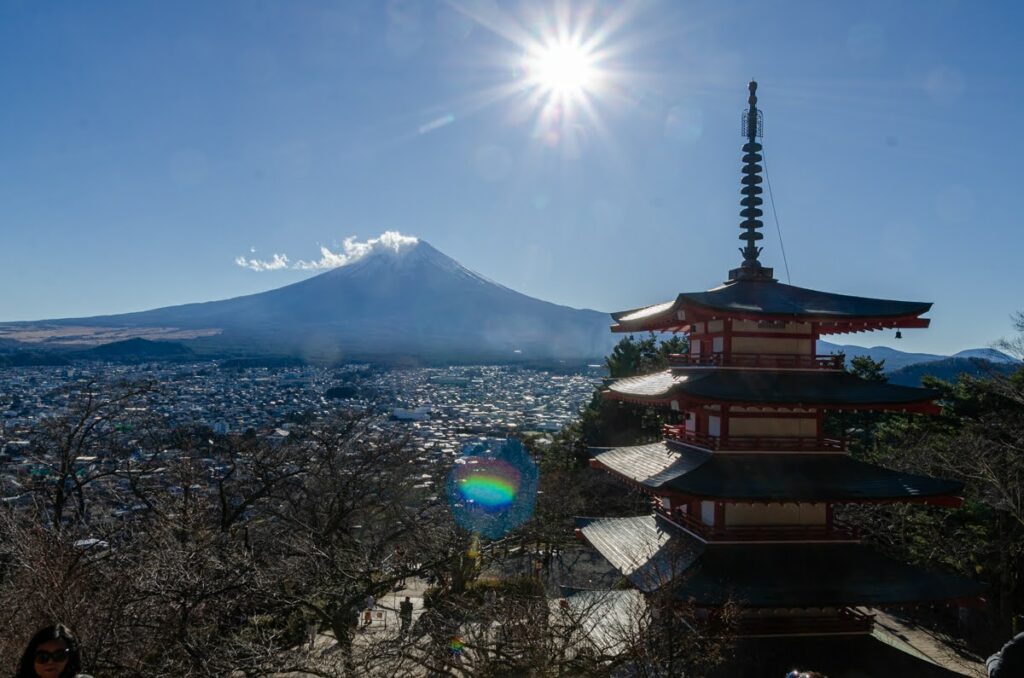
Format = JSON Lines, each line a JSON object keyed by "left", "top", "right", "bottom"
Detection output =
{"left": 887, "top": 357, "right": 1020, "bottom": 387}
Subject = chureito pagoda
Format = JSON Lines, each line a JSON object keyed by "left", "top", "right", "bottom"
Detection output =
{"left": 575, "top": 81, "right": 984, "bottom": 672}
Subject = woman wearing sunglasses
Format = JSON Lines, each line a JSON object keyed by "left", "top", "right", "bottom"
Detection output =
{"left": 14, "top": 625, "right": 86, "bottom": 678}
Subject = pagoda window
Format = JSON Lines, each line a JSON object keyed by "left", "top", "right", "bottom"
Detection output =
{"left": 733, "top": 320, "right": 812, "bottom": 335}
{"left": 708, "top": 415, "right": 721, "bottom": 437}
{"left": 690, "top": 339, "right": 701, "bottom": 356}
{"left": 700, "top": 501, "right": 716, "bottom": 526}
{"left": 731, "top": 336, "right": 813, "bottom": 355}
{"left": 707, "top": 320, "right": 725, "bottom": 333}
{"left": 729, "top": 416, "right": 817, "bottom": 437}
{"left": 712, "top": 336, "right": 725, "bottom": 353}
{"left": 725, "top": 503, "right": 827, "bottom": 527}
{"left": 692, "top": 322, "right": 705, "bottom": 334}
{"left": 685, "top": 412, "right": 696, "bottom": 432}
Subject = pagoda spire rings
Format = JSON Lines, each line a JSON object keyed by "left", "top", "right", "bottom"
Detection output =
{"left": 731, "top": 80, "right": 774, "bottom": 282}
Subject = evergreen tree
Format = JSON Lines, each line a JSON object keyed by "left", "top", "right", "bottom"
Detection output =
{"left": 849, "top": 354, "right": 887, "bottom": 382}
{"left": 605, "top": 335, "right": 644, "bottom": 378}
{"left": 605, "top": 334, "right": 689, "bottom": 378}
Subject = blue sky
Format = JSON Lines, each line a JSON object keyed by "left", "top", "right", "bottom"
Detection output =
{"left": 1, "top": 0, "right": 1020, "bottom": 355}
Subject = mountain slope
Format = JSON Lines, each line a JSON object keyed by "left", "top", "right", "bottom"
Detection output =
{"left": 29, "top": 241, "right": 616, "bottom": 361}
{"left": 818, "top": 340, "right": 1019, "bottom": 372}
{"left": 888, "top": 357, "right": 1020, "bottom": 386}
{"left": 951, "top": 348, "right": 1019, "bottom": 363}
{"left": 80, "top": 338, "right": 195, "bottom": 360}
{"left": 816, "top": 341, "right": 945, "bottom": 371}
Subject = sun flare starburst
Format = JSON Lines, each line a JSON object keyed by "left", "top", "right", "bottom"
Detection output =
{"left": 444, "top": 0, "right": 641, "bottom": 153}
{"left": 526, "top": 40, "right": 598, "bottom": 98}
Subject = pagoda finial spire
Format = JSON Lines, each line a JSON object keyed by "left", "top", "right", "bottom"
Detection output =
{"left": 730, "top": 80, "right": 775, "bottom": 282}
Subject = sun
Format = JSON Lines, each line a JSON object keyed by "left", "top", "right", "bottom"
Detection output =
{"left": 444, "top": 0, "right": 639, "bottom": 151}
{"left": 527, "top": 40, "right": 597, "bottom": 98}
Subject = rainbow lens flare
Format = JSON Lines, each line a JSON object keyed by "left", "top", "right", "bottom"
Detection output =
{"left": 449, "top": 636, "right": 465, "bottom": 654}
{"left": 457, "top": 461, "right": 520, "bottom": 511}
{"left": 446, "top": 439, "right": 538, "bottom": 539}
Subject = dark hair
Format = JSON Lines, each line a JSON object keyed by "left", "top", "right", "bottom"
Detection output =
{"left": 15, "top": 624, "right": 82, "bottom": 678}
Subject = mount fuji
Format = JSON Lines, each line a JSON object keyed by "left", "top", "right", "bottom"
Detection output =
{"left": 2, "top": 240, "right": 617, "bottom": 362}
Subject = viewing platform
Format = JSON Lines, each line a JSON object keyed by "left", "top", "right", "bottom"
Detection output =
{"left": 667, "top": 352, "right": 845, "bottom": 370}
{"left": 662, "top": 424, "right": 845, "bottom": 453}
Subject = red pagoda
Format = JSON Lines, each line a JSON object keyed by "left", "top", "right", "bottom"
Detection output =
{"left": 576, "top": 82, "right": 983, "bottom": 644}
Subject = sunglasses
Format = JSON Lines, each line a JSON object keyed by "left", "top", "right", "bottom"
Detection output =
{"left": 34, "top": 648, "right": 70, "bottom": 664}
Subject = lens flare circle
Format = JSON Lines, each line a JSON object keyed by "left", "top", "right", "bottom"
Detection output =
{"left": 457, "top": 461, "right": 521, "bottom": 511}
{"left": 446, "top": 439, "right": 538, "bottom": 539}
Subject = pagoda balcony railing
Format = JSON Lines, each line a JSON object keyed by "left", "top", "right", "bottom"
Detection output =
{"left": 668, "top": 352, "right": 845, "bottom": 370}
{"left": 661, "top": 507, "right": 858, "bottom": 542}
{"left": 663, "top": 425, "right": 845, "bottom": 452}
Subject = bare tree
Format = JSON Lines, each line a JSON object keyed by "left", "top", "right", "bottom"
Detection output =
{"left": 842, "top": 369, "right": 1024, "bottom": 637}
{"left": 26, "top": 379, "right": 156, "bottom": 528}
{"left": 4, "top": 381, "right": 736, "bottom": 676}
{"left": 3, "top": 400, "right": 470, "bottom": 675}
{"left": 996, "top": 311, "right": 1024, "bottom": 361}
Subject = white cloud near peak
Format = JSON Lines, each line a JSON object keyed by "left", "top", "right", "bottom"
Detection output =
{"left": 236, "top": 231, "right": 419, "bottom": 272}
{"left": 234, "top": 252, "right": 290, "bottom": 271}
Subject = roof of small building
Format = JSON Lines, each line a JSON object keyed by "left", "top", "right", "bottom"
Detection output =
{"left": 607, "top": 368, "right": 938, "bottom": 409}
{"left": 590, "top": 442, "right": 963, "bottom": 501}
{"left": 577, "top": 514, "right": 985, "bottom": 607}
{"left": 612, "top": 279, "right": 931, "bottom": 332}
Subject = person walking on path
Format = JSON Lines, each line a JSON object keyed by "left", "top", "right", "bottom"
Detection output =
{"left": 364, "top": 593, "right": 376, "bottom": 627}
{"left": 306, "top": 621, "right": 318, "bottom": 650}
{"left": 399, "top": 596, "right": 414, "bottom": 634}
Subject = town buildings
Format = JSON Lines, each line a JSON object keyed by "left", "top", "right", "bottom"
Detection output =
{"left": 0, "top": 362, "right": 601, "bottom": 508}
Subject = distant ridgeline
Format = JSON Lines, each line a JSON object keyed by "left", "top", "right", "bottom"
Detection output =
{"left": 886, "top": 356, "right": 1020, "bottom": 387}
{"left": 817, "top": 340, "right": 1020, "bottom": 386}
{"left": 82, "top": 338, "right": 195, "bottom": 360}
{"left": 0, "top": 351, "right": 72, "bottom": 368}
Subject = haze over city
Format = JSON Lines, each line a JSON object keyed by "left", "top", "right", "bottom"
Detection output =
{"left": 2, "top": 0, "right": 1021, "bottom": 355}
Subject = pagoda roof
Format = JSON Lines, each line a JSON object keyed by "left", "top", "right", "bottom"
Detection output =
{"left": 575, "top": 514, "right": 704, "bottom": 592}
{"left": 611, "top": 279, "right": 931, "bottom": 333}
{"left": 590, "top": 442, "right": 963, "bottom": 502}
{"left": 606, "top": 368, "right": 939, "bottom": 411}
{"left": 577, "top": 514, "right": 985, "bottom": 608}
